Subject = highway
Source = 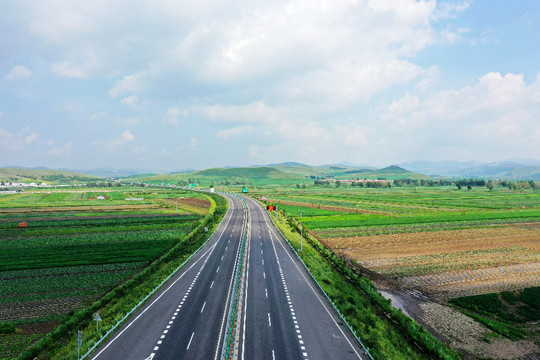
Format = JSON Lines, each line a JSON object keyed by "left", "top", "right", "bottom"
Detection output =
{"left": 91, "top": 194, "right": 247, "bottom": 360}
{"left": 90, "top": 193, "right": 367, "bottom": 360}
{"left": 237, "top": 196, "right": 366, "bottom": 360}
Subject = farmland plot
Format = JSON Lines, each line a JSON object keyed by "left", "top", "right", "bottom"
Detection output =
{"left": 0, "top": 189, "right": 209, "bottom": 359}
{"left": 265, "top": 187, "right": 540, "bottom": 298}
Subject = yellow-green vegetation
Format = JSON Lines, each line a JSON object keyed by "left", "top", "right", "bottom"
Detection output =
{"left": 449, "top": 287, "right": 539, "bottom": 341}
{"left": 0, "top": 188, "right": 223, "bottom": 360}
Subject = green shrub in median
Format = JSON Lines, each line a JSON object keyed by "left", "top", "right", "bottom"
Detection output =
{"left": 18, "top": 192, "right": 228, "bottom": 360}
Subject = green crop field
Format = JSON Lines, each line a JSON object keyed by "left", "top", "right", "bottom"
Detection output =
{"left": 0, "top": 188, "right": 211, "bottom": 360}
{"left": 255, "top": 184, "right": 540, "bottom": 359}
{"left": 254, "top": 185, "right": 540, "bottom": 295}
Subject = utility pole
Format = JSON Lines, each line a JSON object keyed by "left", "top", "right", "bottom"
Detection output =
{"left": 276, "top": 204, "right": 279, "bottom": 222}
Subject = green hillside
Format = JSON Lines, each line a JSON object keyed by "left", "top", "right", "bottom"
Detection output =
{"left": 336, "top": 165, "right": 430, "bottom": 180}
{"left": 0, "top": 167, "right": 100, "bottom": 184}
{"left": 136, "top": 166, "right": 304, "bottom": 185}
{"left": 272, "top": 164, "right": 375, "bottom": 178}
{"left": 132, "top": 164, "right": 429, "bottom": 186}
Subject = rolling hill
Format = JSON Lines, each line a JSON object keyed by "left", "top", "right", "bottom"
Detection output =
{"left": 133, "top": 164, "right": 429, "bottom": 185}
{"left": 0, "top": 167, "right": 100, "bottom": 183}
{"left": 134, "top": 166, "right": 305, "bottom": 185}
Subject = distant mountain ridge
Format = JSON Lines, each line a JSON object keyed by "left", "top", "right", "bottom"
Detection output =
{"left": 399, "top": 159, "right": 540, "bottom": 179}
{"left": 5, "top": 159, "right": 540, "bottom": 183}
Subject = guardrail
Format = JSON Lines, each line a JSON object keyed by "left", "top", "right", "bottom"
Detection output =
{"left": 220, "top": 195, "right": 249, "bottom": 360}
{"left": 256, "top": 198, "right": 375, "bottom": 360}
{"left": 80, "top": 196, "right": 228, "bottom": 360}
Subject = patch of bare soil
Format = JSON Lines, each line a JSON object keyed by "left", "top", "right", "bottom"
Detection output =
{"left": 0, "top": 297, "right": 85, "bottom": 322}
{"left": 375, "top": 283, "right": 540, "bottom": 360}
{"left": 18, "top": 321, "right": 62, "bottom": 335}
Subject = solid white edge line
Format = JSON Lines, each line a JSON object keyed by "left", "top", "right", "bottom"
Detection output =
{"left": 92, "top": 195, "right": 236, "bottom": 359}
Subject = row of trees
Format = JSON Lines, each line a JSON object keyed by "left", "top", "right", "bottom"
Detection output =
{"left": 86, "top": 182, "right": 122, "bottom": 188}
{"left": 393, "top": 179, "right": 454, "bottom": 187}
{"left": 454, "top": 179, "right": 538, "bottom": 191}
{"left": 314, "top": 180, "right": 392, "bottom": 188}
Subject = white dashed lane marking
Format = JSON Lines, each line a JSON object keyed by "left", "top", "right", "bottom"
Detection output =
{"left": 268, "top": 228, "right": 309, "bottom": 360}
{"left": 148, "top": 243, "right": 215, "bottom": 355}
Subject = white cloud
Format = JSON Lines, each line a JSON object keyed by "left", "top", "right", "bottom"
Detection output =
{"left": 6, "top": 65, "right": 33, "bottom": 82}
{"left": 109, "top": 71, "right": 148, "bottom": 97}
{"left": 282, "top": 60, "right": 424, "bottom": 106}
{"left": 25, "top": 133, "right": 39, "bottom": 144}
{"left": 189, "top": 138, "right": 198, "bottom": 147}
{"left": 51, "top": 61, "right": 89, "bottom": 79}
{"left": 431, "top": 0, "right": 471, "bottom": 21}
{"left": 166, "top": 107, "right": 183, "bottom": 126}
{"left": 106, "top": 130, "right": 134, "bottom": 151}
{"left": 372, "top": 72, "right": 540, "bottom": 160}
{"left": 89, "top": 112, "right": 108, "bottom": 121}
{"left": 48, "top": 141, "right": 74, "bottom": 156}
{"left": 121, "top": 96, "right": 140, "bottom": 107}
{"left": 0, "top": 127, "right": 39, "bottom": 150}
{"left": 0, "top": 128, "right": 16, "bottom": 150}
{"left": 217, "top": 126, "right": 253, "bottom": 139}
{"left": 199, "top": 101, "right": 285, "bottom": 124}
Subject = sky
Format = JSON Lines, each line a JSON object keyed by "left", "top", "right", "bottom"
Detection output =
{"left": 1, "top": 0, "right": 539, "bottom": 172}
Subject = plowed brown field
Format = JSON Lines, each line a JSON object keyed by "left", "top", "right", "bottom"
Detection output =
{"left": 324, "top": 224, "right": 540, "bottom": 298}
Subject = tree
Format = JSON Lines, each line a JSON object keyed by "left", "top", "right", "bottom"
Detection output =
{"left": 335, "top": 181, "right": 341, "bottom": 188}
{"left": 486, "top": 180, "right": 494, "bottom": 191}
{"left": 467, "top": 184, "right": 472, "bottom": 191}
{"left": 455, "top": 181, "right": 462, "bottom": 190}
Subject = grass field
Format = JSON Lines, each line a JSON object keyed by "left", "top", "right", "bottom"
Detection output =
{"left": 255, "top": 186, "right": 540, "bottom": 298}
{"left": 0, "top": 188, "right": 211, "bottom": 360}
{"left": 449, "top": 287, "right": 539, "bottom": 342}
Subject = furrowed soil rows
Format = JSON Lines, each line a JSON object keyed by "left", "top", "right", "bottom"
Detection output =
{"left": 324, "top": 225, "right": 540, "bottom": 296}
{"left": 402, "top": 263, "right": 540, "bottom": 298}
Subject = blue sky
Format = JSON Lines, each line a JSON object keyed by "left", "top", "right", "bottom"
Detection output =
{"left": 1, "top": 0, "right": 539, "bottom": 171}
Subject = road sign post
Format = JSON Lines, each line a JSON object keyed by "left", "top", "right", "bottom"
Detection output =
{"left": 94, "top": 313, "right": 102, "bottom": 333}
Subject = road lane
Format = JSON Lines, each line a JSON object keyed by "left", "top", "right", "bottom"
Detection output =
{"left": 90, "top": 192, "right": 368, "bottom": 360}
{"left": 91, "top": 194, "right": 246, "bottom": 360}
{"left": 238, "top": 196, "right": 368, "bottom": 360}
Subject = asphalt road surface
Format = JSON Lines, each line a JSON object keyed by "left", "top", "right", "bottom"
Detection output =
{"left": 237, "top": 195, "right": 366, "bottom": 360}
{"left": 90, "top": 193, "right": 367, "bottom": 360}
